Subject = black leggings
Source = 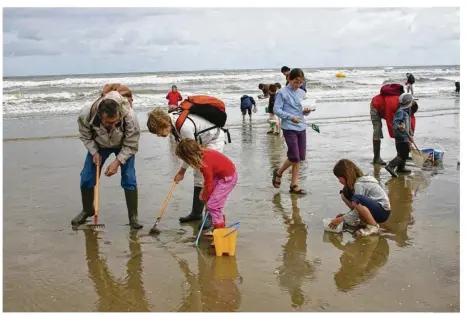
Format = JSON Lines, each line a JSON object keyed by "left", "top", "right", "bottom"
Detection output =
{"left": 396, "top": 142, "right": 410, "bottom": 160}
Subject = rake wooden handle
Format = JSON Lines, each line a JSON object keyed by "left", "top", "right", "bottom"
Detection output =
{"left": 94, "top": 165, "right": 100, "bottom": 220}
{"left": 158, "top": 182, "right": 177, "bottom": 217}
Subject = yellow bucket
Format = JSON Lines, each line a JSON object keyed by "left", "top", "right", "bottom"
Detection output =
{"left": 213, "top": 222, "right": 240, "bottom": 257}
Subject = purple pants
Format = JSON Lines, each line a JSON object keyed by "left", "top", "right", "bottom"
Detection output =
{"left": 206, "top": 171, "right": 238, "bottom": 225}
{"left": 282, "top": 129, "right": 307, "bottom": 163}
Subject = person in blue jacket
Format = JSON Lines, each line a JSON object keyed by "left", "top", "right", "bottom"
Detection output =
{"left": 281, "top": 66, "right": 307, "bottom": 92}
{"left": 240, "top": 95, "right": 256, "bottom": 122}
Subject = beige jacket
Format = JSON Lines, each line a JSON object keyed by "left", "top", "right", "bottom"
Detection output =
{"left": 78, "top": 91, "right": 140, "bottom": 164}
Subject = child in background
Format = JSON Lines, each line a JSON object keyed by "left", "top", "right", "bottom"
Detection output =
{"left": 175, "top": 139, "right": 238, "bottom": 239}
{"left": 258, "top": 84, "right": 270, "bottom": 99}
{"left": 267, "top": 84, "right": 280, "bottom": 135}
{"left": 272, "top": 68, "right": 311, "bottom": 195}
{"left": 240, "top": 95, "right": 256, "bottom": 122}
{"left": 329, "top": 159, "right": 391, "bottom": 236}
{"left": 166, "top": 85, "right": 183, "bottom": 112}
{"left": 385, "top": 93, "right": 415, "bottom": 177}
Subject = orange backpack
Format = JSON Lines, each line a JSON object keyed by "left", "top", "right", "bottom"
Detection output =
{"left": 174, "top": 95, "right": 231, "bottom": 144}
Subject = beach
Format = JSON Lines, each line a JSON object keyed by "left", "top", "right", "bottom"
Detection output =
{"left": 3, "top": 66, "right": 460, "bottom": 311}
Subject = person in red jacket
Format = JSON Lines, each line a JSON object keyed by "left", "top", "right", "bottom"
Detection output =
{"left": 175, "top": 139, "right": 238, "bottom": 238}
{"left": 166, "top": 85, "right": 183, "bottom": 112}
{"left": 370, "top": 83, "right": 416, "bottom": 165}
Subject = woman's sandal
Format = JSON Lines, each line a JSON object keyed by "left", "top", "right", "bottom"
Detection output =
{"left": 272, "top": 168, "right": 282, "bottom": 188}
{"left": 289, "top": 184, "right": 307, "bottom": 195}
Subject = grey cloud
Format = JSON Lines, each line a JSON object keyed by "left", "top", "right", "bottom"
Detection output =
{"left": 2, "top": 7, "right": 460, "bottom": 76}
{"left": 4, "top": 40, "right": 61, "bottom": 57}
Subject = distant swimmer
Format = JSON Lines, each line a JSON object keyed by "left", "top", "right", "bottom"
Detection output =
{"left": 455, "top": 81, "right": 460, "bottom": 94}
{"left": 281, "top": 66, "right": 307, "bottom": 92}
{"left": 405, "top": 73, "right": 415, "bottom": 95}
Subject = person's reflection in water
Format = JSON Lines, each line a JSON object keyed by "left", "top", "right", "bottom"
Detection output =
{"left": 372, "top": 164, "right": 383, "bottom": 185}
{"left": 241, "top": 120, "right": 254, "bottom": 148}
{"left": 267, "top": 131, "right": 284, "bottom": 174}
{"left": 383, "top": 177, "right": 416, "bottom": 247}
{"left": 83, "top": 230, "right": 150, "bottom": 312}
{"left": 176, "top": 249, "right": 242, "bottom": 312}
{"left": 273, "top": 193, "right": 316, "bottom": 309}
{"left": 327, "top": 234, "right": 389, "bottom": 292}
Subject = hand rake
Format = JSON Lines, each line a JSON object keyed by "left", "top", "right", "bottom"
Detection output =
{"left": 87, "top": 165, "right": 105, "bottom": 229}
{"left": 149, "top": 181, "right": 177, "bottom": 235}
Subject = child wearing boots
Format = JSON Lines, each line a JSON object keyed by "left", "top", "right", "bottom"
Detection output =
{"left": 385, "top": 93, "right": 415, "bottom": 177}
{"left": 175, "top": 139, "right": 238, "bottom": 239}
{"left": 329, "top": 159, "right": 391, "bottom": 236}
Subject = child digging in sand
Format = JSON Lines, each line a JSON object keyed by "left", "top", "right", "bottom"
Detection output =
{"left": 175, "top": 139, "right": 238, "bottom": 241}
{"left": 329, "top": 159, "right": 391, "bottom": 236}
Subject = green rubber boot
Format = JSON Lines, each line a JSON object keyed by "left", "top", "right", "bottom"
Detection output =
{"left": 125, "top": 189, "right": 143, "bottom": 230}
{"left": 71, "top": 187, "right": 95, "bottom": 226}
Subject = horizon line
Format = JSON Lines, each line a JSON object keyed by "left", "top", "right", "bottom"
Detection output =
{"left": 3, "top": 63, "right": 460, "bottom": 79}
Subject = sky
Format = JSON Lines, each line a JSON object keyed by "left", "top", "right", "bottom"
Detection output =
{"left": 2, "top": 7, "right": 460, "bottom": 76}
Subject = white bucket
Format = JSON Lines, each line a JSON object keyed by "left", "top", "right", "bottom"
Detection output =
{"left": 322, "top": 218, "right": 344, "bottom": 233}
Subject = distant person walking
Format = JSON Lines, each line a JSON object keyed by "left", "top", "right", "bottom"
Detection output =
{"left": 405, "top": 73, "right": 415, "bottom": 95}
{"left": 455, "top": 81, "right": 460, "bottom": 94}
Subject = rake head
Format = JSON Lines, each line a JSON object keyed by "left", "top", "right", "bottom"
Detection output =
{"left": 148, "top": 217, "right": 162, "bottom": 236}
{"left": 149, "top": 226, "right": 161, "bottom": 235}
{"left": 86, "top": 223, "right": 106, "bottom": 229}
{"left": 86, "top": 216, "right": 105, "bottom": 229}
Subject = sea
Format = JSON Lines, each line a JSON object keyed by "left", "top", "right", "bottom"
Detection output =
{"left": 2, "top": 65, "right": 460, "bottom": 119}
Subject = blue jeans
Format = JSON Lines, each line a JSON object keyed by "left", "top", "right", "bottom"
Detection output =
{"left": 351, "top": 194, "right": 390, "bottom": 223}
{"left": 80, "top": 148, "right": 137, "bottom": 190}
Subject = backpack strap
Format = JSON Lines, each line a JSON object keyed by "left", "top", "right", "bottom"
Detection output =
{"left": 175, "top": 109, "right": 189, "bottom": 133}
{"left": 194, "top": 126, "right": 231, "bottom": 145}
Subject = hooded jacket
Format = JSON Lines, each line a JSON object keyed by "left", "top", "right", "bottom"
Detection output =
{"left": 240, "top": 95, "right": 256, "bottom": 109}
{"left": 371, "top": 84, "right": 416, "bottom": 138}
{"left": 78, "top": 91, "right": 140, "bottom": 164}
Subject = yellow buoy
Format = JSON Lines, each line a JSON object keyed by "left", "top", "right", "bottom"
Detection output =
{"left": 336, "top": 73, "right": 346, "bottom": 78}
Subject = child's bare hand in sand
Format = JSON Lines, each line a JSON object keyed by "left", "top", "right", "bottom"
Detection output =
{"left": 329, "top": 216, "right": 344, "bottom": 229}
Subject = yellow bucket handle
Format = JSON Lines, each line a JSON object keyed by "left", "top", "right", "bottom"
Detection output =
{"left": 224, "top": 222, "right": 240, "bottom": 237}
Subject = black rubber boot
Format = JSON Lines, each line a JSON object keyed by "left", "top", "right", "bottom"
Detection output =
{"left": 125, "top": 189, "right": 143, "bottom": 230}
{"left": 397, "top": 159, "right": 412, "bottom": 175}
{"left": 385, "top": 157, "right": 401, "bottom": 178}
{"left": 71, "top": 187, "right": 95, "bottom": 226}
{"left": 372, "top": 140, "right": 387, "bottom": 165}
{"left": 179, "top": 186, "right": 204, "bottom": 223}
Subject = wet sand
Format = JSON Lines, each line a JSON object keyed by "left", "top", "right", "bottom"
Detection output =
{"left": 3, "top": 98, "right": 460, "bottom": 311}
